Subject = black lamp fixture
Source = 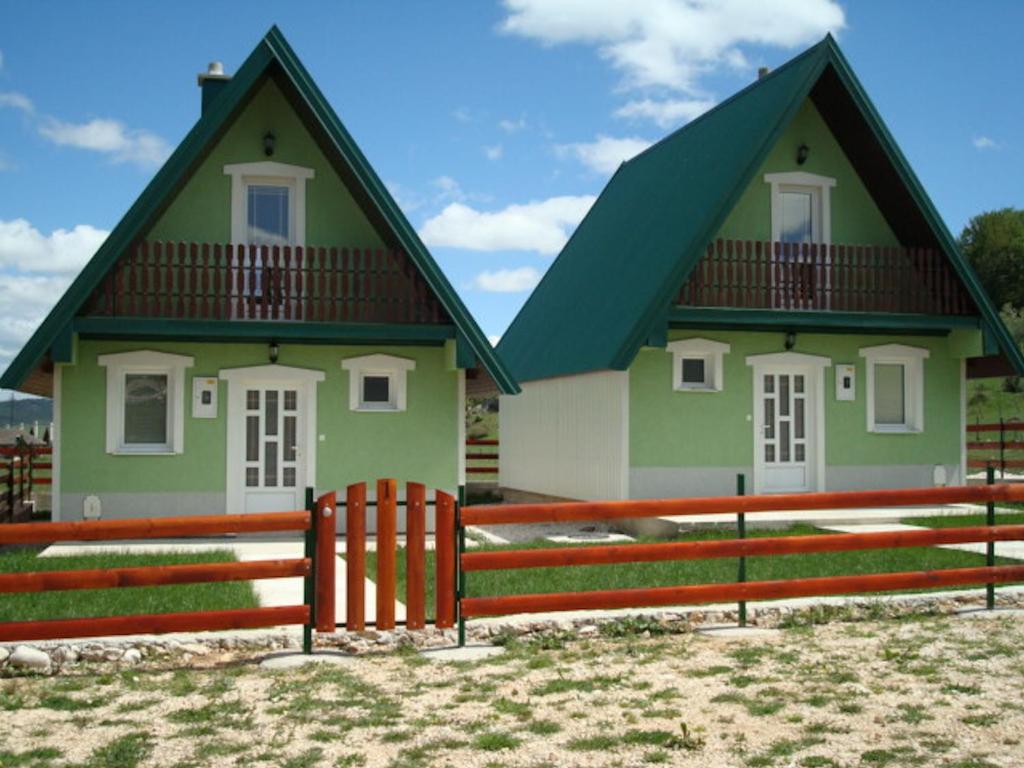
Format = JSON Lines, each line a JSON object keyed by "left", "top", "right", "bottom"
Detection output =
{"left": 796, "top": 143, "right": 809, "bottom": 165}
{"left": 268, "top": 341, "right": 280, "bottom": 364}
{"left": 263, "top": 130, "right": 276, "bottom": 157}
{"left": 784, "top": 331, "right": 797, "bottom": 351}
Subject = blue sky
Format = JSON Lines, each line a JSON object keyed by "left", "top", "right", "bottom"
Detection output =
{"left": 1, "top": 0, "right": 1022, "bottom": 396}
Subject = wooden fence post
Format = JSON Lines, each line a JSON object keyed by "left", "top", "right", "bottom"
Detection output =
{"left": 435, "top": 490, "right": 456, "bottom": 629}
{"left": 315, "top": 491, "right": 337, "bottom": 632}
{"left": 406, "top": 482, "right": 427, "bottom": 630}
{"left": 302, "top": 488, "right": 316, "bottom": 655}
{"left": 375, "top": 479, "right": 397, "bottom": 630}
{"left": 345, "top": 482, "right": 366, "bottom": 631}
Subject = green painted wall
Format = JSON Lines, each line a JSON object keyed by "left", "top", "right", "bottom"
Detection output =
{"left": 629, "top": 329, "right": 975, "bottom": 469}
{"left": 60, "top": 338, "right": 458, "bottom": 496}
{"left": 147, "top": 79, "right": 384, "bottom": 248}
{"left": 714, "top": 99, "right": 899, "bottom": 247}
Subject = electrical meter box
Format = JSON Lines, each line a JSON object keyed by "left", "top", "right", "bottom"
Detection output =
{"left": 192, "top": 377, "right": 218, "bottom": 418}
{"left": 835, "top": 364, "right": 855, "bottom": 401}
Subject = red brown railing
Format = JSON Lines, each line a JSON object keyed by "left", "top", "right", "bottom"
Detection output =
{"left": 466, "top": 438, "right": 499, "bottom": 478}
{"left": 677, "top": 240, "right": 972, "bottom": 315}
{"left": 1, "top": 444, "right": 51, "bottom": 524}
{"left": 85, "top": 242, "right": 449, "bottom": 324}
{"left": 967, "top": 421, "right": 1024, "bottom": 475}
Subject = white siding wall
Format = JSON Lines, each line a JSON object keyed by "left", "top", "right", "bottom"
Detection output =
{"left": 499, "top": 371, "right": 628, "bottom": 500}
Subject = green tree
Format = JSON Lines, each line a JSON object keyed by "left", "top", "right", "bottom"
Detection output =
{"left": 959, "top": 207, "right": 1024, "bottom": 309}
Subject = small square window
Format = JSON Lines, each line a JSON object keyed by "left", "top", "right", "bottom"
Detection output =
{"left": 360, "top": 374, "right": 394, "bottom": 409}
{"left": 873, "top": 363, "right": 906, "bottom": 426}
{"left": 680, "top": 357, "right": 707, "bottom": 386}
{"left": 123, "top": 373, "right": 169, "bottom": 446}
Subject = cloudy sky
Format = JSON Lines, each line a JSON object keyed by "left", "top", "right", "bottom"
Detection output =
{"left": 1, "top": 1, "right": 1022, "bottom": 396}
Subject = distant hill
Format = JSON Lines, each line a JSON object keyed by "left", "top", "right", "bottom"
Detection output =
{"left": 0, "top": 397, "right": 53, "bottom": 429}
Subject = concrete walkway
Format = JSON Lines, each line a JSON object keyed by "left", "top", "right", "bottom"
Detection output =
{"left": 41, "top": 537, "right": 406, "bottom": 623}
{"left": 818, "top": 522, "right": 1024, "bottom": 561}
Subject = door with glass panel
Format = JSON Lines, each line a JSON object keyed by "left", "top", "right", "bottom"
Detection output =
{"left": 756, "top": 369, "right": 814, "bottom": 493}
{"left": 242, "top": 385, "right": 305, "bottom": 513}
{"left": 234, "top": 179, "right": 295, "bottom": 318}
{"left": 774, "top": 186, "right": 827, "bottom": 309}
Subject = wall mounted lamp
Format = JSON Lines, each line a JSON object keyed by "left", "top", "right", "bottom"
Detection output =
{"left": 784, "top": 331, "right": 797, "bottom": 351}
{"left": 796, "top": 143, "right": 809, "bottom": 165}
{"left": 269, "top": 341, "right": 280, "bottom": 364}
{"left": 263, "top": 130, "right": 276, "bottom": 157}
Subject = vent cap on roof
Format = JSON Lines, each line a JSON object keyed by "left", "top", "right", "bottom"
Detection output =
{"left": 197, "top": 61, "right": 231, "bottom": 115}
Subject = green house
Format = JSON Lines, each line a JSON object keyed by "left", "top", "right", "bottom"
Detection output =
{"left": 497, "top": 36, "right": 1022, "bottom": 501}
{"left": 0, "top": 27, "right": 516, "bottom": 522}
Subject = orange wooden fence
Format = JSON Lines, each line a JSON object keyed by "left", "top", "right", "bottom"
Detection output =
{"left": 343, "top": 479, "right": 457, "bottom": 631}
{"left": 466, "top": 438, "right": 498, "bottom": 478}
{"left": 456, "top": 482, "right": 1024, "bottom": 633}
{"left": 967, "top": 421, "right": 1024, "bottom": 473}
{"left": 0, "top": 489, "right": 336, "bottom": 646}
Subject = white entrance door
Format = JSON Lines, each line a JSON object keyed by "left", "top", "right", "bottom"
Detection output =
{"left": 242, "top": 385, "right": 305, "bottom": 513}
{"left": 756, "top": 368, "right": 813, "bottom": 493}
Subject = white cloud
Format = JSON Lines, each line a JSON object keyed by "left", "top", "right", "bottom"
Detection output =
{"left": 972, "top": 136, "right": 999, "bottom": 150}
{"left": 452, "top": 106, "right": 473, "bottom": 123}
{"left": 433, "top": 175, "right": 467, "bottom": 203}
{"left": 386, "top": 180, "right": 424, "bottom": 213}
{"left": 0, "top": 91, "right": 34, "bottom": 114}
{"left": 39, "top": 117, "right": 170, "bottom": 169}
{"left": 614, "top": 97, "right": 715, "bottom": 128}
{"left": 420, "top": 195, "right": 596, "bottom": 256}
{"left": 484, "top": 143, "right": 504, "bottom": 160}
{"left": 501, "top": 0, "right": 845, "bottom": 94}
{"left": 499, "top": 115, "right": 528, "bottom": 133}
{"left": 472, "top": 266, "right": 543, "bottom": 293}
{"left": 0, "top": 218, "right": 109, "bottom": 273}
{"left": 0, "top": 273, "right": 74, "bottom": 362}
{"left": 556, "top": 134, "right": 652, "bottom": 174}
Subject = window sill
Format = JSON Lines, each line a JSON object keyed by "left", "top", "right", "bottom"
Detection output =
{"left": 673, "top": 386, "right": 720, "bottom": 393}
{"left": 353, "top": 405, "right": 403, "bottom": 413}
{"left": 110, "top": 447, "right": 178, "bottom": 455}
{"left": 869, "top": 426, "right": 922, "bottom": 435}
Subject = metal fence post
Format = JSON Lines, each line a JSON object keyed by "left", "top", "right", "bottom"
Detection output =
{"left": 736, "top": 473, "right": 747, "bottom": 628}
{"left": 999, "top": 419, "right": 1006, "bottom": 478}
{"left": 303, "top": 487, "right": 316, "bottom": 654}
{"left": 457, "top": 485, "right": 467, "bottom": 648}
{"left": 986, "top": 465, "right": 995, "bottom": 611}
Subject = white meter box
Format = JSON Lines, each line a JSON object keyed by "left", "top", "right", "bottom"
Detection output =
{"left": 835, "top": 364, "right": 855, "bottom": 401}
{"left": 192, "top": 377, "right": 219, "bottom": 418}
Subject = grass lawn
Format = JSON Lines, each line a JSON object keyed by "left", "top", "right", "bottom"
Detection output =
{"left": 365, "top": 524, "right": 1016, "bottom": 620}
{"left": 0, "top": 549, "right": 259, "bottom": 623}
{"left": 909, "top": 511, "right": 1024, "bottom": 528}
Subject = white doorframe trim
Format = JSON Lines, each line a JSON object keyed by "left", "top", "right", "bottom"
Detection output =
{"left": 746, "top": 351, "right": 831, "bottom": 495}
{"left": 219, "top": 364, "right": 325, "bottom": 514}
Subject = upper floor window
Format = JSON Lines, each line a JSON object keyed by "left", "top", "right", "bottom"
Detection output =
{"left": 224, "top": 161, "right": 314, "bottom": 247}
{"left": 765, "top": 172, "right": 836, "bottom": 247}
{"left": 247, "top": 184, "right": 290, "bottom": 246}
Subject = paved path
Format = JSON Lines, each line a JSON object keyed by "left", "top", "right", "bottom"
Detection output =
{"left": 818, "top": 522, "right": 1024, "bottom": 561}
{"left": 41, "top": 537, "right": 406, "bottom": 622}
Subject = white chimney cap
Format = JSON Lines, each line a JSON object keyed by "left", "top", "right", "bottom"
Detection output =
{"left": 207, "top": 61, "right": 225, "bottom": 76}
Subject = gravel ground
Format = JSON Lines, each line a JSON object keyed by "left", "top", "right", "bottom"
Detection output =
{"left": 1, "top": 610, "right": 1022, "bottom": 767}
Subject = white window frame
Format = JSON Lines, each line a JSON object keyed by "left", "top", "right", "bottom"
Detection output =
{"left": 224, "top": 161, "right": 315, "bottom": 247}
{"left": 859, "top": 343, "right": 929, "bottom": 433}
{"left": 666, "top": 338, "right": 730, "bottom": 392}
{"left": 765, "top": 171, "right": 836, "bottom": 247}
{"left": 341, "top": 354, "right": 416, "bottom": 412}
{"left": 98, "top": 350, "right": 194, "bottom": 455}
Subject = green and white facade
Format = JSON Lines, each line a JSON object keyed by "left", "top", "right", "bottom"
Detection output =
{"left": 498, "top": 36, "right": 1023, "bottom": 501}
{"left": 1, "top": 28, "right": 516, "bottom": 522}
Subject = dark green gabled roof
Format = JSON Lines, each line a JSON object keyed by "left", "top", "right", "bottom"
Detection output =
{"left": 2, "top": 26, "right": 517, "bottom": 395}
{"left": 498, "top": 35, "right": 1024, "bottom": 382}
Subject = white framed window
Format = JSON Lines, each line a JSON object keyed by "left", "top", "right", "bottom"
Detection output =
{"left": 859, "top": 344, "right": 929, "bottom": 433}
{"left": 224, "top": 161, "right": 315, "bottom": 247}
{"left": 98, "top": 350, "right": 194, "bottom": 454}
{"left": 666, "top": 338, "right": 730, "bottom": 392}
{"left": 765, "top": 171, "right": 836, "bottom": 246}
{"left": 341, "top": 354, "right": 416, "bottom": 412}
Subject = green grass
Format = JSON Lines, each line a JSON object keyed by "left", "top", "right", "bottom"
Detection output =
{"left": 365, "top": 524, "right": 1018, "bottom": 621}
{"left": 0, "top": 549, "right": 259, "bottom": 622}
{"left": 910, "top": 512, "right": 1024, "bottom": 528}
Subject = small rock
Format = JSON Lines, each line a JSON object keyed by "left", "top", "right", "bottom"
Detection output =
{"left": 103, "top": 648, "right": 124, "bottom": 662}
{"left": 179, "top": 643, "right": 210, "bottom": 656}
{"left": 0, "top": 646, "right": 10, "bottom": 664}
{"left": 9, "top": 645, "right": 51, "bottom": 672}
{"left": 578, "top": 625, "right": 599, "bottom": 636}
{"left": 121, "top": 648, "right": 143, "bottom": 665}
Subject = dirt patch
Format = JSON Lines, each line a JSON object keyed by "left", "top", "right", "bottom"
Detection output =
{"left": 1, "top": 610, "right": 1022, "bottom": 767}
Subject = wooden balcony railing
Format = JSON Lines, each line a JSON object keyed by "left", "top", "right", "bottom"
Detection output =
{"left": 84, "top": 242, "right": 449, "bottom": 324}
{"left": 676, "top": 240, "right": 973, "bottom": 315}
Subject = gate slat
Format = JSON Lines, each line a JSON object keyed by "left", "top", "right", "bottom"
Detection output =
{"left": 345, "top": 482, "right": 366, "bottom": 631}
{"left": 435, "top": 490, "right": 456, "bottom": 629}
{"left": 315, "top": 491, "right": 337, "bottom": 632}
{"left": 375, "top": 478, "right": 397, "bottom": 630}
{"left": 406, "top": 482, "right": 427, "bottom": 629}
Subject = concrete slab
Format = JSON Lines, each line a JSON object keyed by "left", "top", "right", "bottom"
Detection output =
{"left": 953, "top": 607, "right": 1024, "bottom": 620}
{"left": 696, "top": 625, "right": 781, "bottom": 640}
{"left": 259, "top": 650, "right": 357, "bottom": 670}
{"left": 420, "top": 644, "right": 506, "bottom": 662}
{"left": 657, "top": 504, "right": 983, "bottom": 531}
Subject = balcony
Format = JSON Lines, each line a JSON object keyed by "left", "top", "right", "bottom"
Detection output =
{"left": 83, "top": 242, "right": 449, "bottom": 324}
{"left": 676, "top": 240, "right": 972, "bottom": 316}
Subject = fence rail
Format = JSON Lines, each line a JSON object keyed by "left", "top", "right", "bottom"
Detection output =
{"left": 0, "top": 489, "right": 336, "bottom": 646}
{"left": 967, "top": 420, "right": 1024, "bottom": 474}
{"left": 466, "top": 438, "right": 499, "bottom": 478}
{"left": 455, "top": 479, "right": 1024, "bottom": 636}
{"left": 676, "top": 239, "right": 972, "bottom": 314}
{"left": 1, "top": 444, "right": 51, "bottom": 524}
